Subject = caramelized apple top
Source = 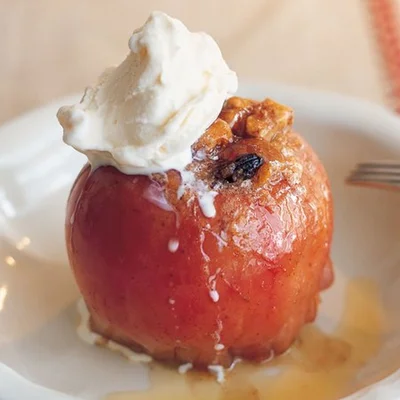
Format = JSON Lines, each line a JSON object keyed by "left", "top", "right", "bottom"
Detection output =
{"left": 156, "top": 97, "right": 308, "bottom": 208}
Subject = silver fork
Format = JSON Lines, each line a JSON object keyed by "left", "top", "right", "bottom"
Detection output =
{"left": 347, "top": 161, "right": 400, "bottom": 191}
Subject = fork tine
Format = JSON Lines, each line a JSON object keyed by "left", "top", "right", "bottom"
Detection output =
{"left": 346, "top": 180, "right": 400, "bottom": 192}
{"left": 350, "top": 170, "right": 400, "bottom": 176}
{"left": 356, "top": 162, "right": 400, "bottom": 170}
{"left": 349, "top": 168, "right": 400, "bottom": 179}
{"left": 348, "top": 168, "right": 400, "bottom": 180}
{"left": 348, "top": 175, "right": 400, "bottom": 184}
{"left": 347, "top": 174, "right": 400, "bottom": 191}
{"left": 355, "top": 165, "right": 400, "bottom": 176}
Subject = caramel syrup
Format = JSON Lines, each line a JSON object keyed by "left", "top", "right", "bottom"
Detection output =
{"left": 106, "top": 279, "right": 386, "bottom": 400}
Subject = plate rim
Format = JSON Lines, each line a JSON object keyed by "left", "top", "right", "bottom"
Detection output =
{"left": 1, "top": 82, "right": 400, "bottom": 399}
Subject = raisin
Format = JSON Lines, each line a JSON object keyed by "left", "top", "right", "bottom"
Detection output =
{"left": 215, "top": 154, "right": 264, "bottom": 183}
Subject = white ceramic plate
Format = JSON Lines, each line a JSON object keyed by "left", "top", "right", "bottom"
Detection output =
{"left": 1, "top": 83, "right": 400, "bottom": 399}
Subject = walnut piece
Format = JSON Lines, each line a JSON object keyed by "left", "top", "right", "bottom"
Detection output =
{"left": 220, "top": 97, "right": 293, "bottom": 141}
{"left": 192, "top": 119, "right": 232, "bottom": 155}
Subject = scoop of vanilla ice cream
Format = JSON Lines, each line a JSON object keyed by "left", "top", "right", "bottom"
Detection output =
{"left": 57, "top": 11, "right": 238, "bottom": 174}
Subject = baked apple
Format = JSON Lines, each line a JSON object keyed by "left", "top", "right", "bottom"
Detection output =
{"left": 65, "top": 96, "right": 333, "bottom": 369}
{"left": 59, "top": 11, "right": 333, "bottom": 374}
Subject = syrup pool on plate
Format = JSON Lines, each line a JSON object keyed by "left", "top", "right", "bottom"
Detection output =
{"left": 103, "top": 278, "right": 386, "bottom": 400}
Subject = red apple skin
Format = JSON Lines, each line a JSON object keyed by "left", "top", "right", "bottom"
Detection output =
{"left": 66, "top": 118, "right": 333, "bottom": 368}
